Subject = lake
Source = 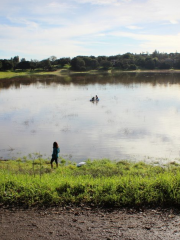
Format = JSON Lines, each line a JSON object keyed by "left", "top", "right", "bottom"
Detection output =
{"left": 1, "top": 72, "right": 180, "bottom": 164}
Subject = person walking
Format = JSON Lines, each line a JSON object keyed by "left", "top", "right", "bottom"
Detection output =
{"left": 51, "top": 142, "right": 60, "bottom": 168}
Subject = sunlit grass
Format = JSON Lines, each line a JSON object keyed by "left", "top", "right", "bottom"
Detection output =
{"left": 0, "top": 69, "right": 104, "bottom": 79}
{"left": 1, "top": 158, "right": 180, "bottom": 208}
{"left": 2, "top": 69, "right": 180, "bottom": 79}
{"left": 0, "top": 70, "right": 63, "bottom": 79}
{"left": 0, "top": 71, "right": 29, "bottom": 79}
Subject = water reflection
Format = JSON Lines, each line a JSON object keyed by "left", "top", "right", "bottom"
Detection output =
{"left": 1, "top": 72, "right": 180, "bottom": 163}
{"left": 1, "top": 72, "right": 180, "bottom": 89}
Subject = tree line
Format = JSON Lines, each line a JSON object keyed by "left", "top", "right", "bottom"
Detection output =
{"left": 1, "top": 50, "right": 180, "bottom": 72}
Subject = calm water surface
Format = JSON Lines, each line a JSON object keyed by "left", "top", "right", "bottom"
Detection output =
{"left": 1, "top": 72, "right": 180, "bottom": 163}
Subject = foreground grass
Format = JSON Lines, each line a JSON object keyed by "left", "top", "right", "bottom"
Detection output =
{"left": 1, "top": 158, "right": 180, "bottom": 208}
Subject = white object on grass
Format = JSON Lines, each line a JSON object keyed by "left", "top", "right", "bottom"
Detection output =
{"left": 77, "top": 162, "right": 86, "bottom": 167}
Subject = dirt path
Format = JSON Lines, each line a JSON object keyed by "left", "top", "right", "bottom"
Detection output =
{"left": 1, "top": 207, "right": 180, "bottom": 240}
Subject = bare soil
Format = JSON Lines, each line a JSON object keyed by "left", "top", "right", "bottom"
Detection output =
{"left": 1, "top": 207, "right": 180, "bottom": 240}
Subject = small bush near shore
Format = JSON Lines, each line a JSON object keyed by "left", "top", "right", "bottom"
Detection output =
{"left": 0, "top": 158, "right": 180, "bottom": 208}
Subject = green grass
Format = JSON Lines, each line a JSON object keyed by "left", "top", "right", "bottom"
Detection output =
{"left": 0, "top": 70, "right": 63, "bottom": 79}
{"left": 2, "top": 69, "right": 180, "bottom": 79}
{"left": 0, "top": 71, "right": 29, "bottom": 79}
{"left": 1, "top": 158, "right": 180, "bottom": 208}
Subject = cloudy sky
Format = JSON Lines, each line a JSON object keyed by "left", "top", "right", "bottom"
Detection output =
{"left": 1, "top": 0, "right": 180, "bottom": 60}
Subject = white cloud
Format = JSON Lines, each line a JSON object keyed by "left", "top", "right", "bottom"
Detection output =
{"left": 126, "top": 25, "right": 143, "bottom": 30}
{"left": 147, "top": 0, "right": 180, "bottom": 22}
{"left": 1, "top": 0, "right": 180, "bottom": 59}
{"left": 169, "top": 20, "right": 178, "bottom": 25}
{"left": 0, "top": 22, "right": 105, "bottom": 58}
{"left": 75, "top": 0, "right": 131, "bottom": 5}
{"left": 110, "top": 31, "right": 180, "bottom": 53}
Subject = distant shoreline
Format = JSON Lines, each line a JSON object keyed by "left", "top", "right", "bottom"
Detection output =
{"left": 1, "top": 69, "right": 180, "bottom": 79}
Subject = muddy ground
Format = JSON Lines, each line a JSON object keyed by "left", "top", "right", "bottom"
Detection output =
{"left": 1, "top": 207, "right": 180, "bottom": 240}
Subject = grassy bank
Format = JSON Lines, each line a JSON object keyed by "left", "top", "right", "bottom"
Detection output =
{"left": 0, "top": 70, "right": 65, "bottom": 79}
{"left": 0, "top": 69, "right": 113, "bottom": 79}
{"left": 1, "top": 69, "right": 180, "bottom": 79}
{"left": 0, "top": 158, "right": 180, "bottom": 208}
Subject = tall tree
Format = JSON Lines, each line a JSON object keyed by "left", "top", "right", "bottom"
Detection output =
{"left": 30, "top": 59, "right": 39, "bottom": 70}
{"left": 101, "top": 60, "right": 112, "bottom": 70}
{"left": 2, "top": 60, "right": 13, "bottom": 70}
{"left": 38, "top": 59, "right": 52, "bottom": 70}
{"left": 58, "top": 57, "right": 71, "bottom": 67}
{"left": 70, "top": 57, "right": 86, "bottom": 71}
{"left": 49, "top": 56, "right": 57, "bottom": 67}
{"left": 13, "top": 56, "right": 19, "bottom": 65}
{"left": 145, "top": 58, "right": 155, "bottom": 70}
{"left": 16, "top": 61, "right": 31, "bottom": 70}
{"left": 90, "top": 59, "right": 99, "bottom": 69}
